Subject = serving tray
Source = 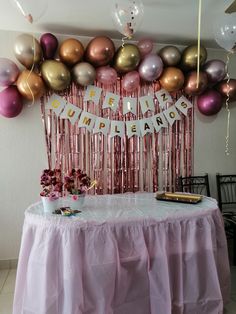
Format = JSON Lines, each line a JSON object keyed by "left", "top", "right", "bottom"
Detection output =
{"left": 156, "top": 192, "right": 203, "bottom": 204}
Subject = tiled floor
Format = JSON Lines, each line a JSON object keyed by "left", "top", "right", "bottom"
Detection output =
{"left": 0, "top": 268, "right": 236, "bottom": 314}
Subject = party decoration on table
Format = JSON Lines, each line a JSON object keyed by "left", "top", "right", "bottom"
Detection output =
{"left": 197, "top": 89, "right": 223, "bottom": 116}
{"left": 16, "top": 70, "right": 45, "bottom": 101}
{"left": 54, "top": 207, "right": 82, "bottom": 216}
{"left": 41, "top": 60, "right": 71, "bottom": 91}
{"left": 137, "top": 38, "right": 153, "bottom": 57}
{"left": 96, "top": 66, "right": 118, "bottom": 85}
{"left": 111, "top": 0, "right": 144, "bottom": 39}
{"left": 59, "top": 38, "right": 84, "bottom": 66}
{"left": 203, "top": 60, "right": 226, "bottom": 85}
{"left": 0, "top": 86, "right": 23, "bottom": 118}
{"left": 114, "top": 43, "right": 141, "bottom": 73}
{"left": 72, "top": 62, "right": 96, "bottom": 87}
{"left": 139, "top": 54, "right": 163, "bottom": 82}
{"left": 156, "top": 192, "right": 202, "bottom": 204}
{"left": 0, "top": 58, "right": 19, "bottom": 87}
{"left": 85, "top": 36, "right": 115, "bottom": 67}
{"left": 158, "top": 46, "right": 181, "bottom": 66}
{"left": 14, "top": 34, "right": 42, "bottom": 69}
{"left": 216, "top": 79, "right": 236, "bottom": 102}
{"left": 40, "top": 33, "right": 58, "bottom": 60}
{"left": 181, "top": 45, "right": 207, "bottom": 71}
{"left": 184, "top": 71, "right": 208, "bottom": 96}
{"left": 123, "top": 71, "right": 140, "bottom": 92}
{"left": 11, "top": 0, "right": 48, "bottom": 24}
{"left": 159, "top": 67, "right": 185, "bottom": 92}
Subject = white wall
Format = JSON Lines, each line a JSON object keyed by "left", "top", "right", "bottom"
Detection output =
{"left": 0, "top": 30, "right": 236, "bottom": 260}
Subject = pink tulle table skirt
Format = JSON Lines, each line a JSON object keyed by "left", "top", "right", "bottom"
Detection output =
{"left": 13, "top": 193, "right": 230, "bottom": 314}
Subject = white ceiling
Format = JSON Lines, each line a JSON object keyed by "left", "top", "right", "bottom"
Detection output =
{"left": 0, "top": 0, "right": 233, "bottom": 48}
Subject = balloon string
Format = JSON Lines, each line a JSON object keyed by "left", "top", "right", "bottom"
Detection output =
{"left": 26, "top": 34, "right": 36, "bottom": 107}
{"left": 196, "top": 0, "right": 202, "bottom": 88}
{"left": 122, "top": 36, "right": 129, "bottom": 48}
{"left": 225, "top": 51, "right": 231, "bottom": 156}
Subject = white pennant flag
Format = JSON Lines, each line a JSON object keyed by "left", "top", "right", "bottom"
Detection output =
{"left": 110, "top": 121, "right": 125, "bottom": 138}
{"left": 139, "top": 95, "right": 155, "bottom": 114}
{"left": 126, "top": 120, "right": 140, "bottom": 138}
{"left": 139, "top": 118, "right": 154, "bottom": 137}
{"left": 163, "top": 105, "right": 181, "bottom": 126}
{"left": 60, "top": 104, "right": 82, "bottom": 125}
{"left": 151, "top": 112, "right": 168, "bottom": 133}
{"left": 155, "top": 89, "right": 173, "bottom": 109}
{"left": 78, "top": 111, "right": 96, "bottom": 132}
{"left": 123, "top": 97, "right": 137, "bottom": 115}
{"left": 175, "top": 96, "right": 193, "bottom": 116}
{"left": 84, "top": 85, "right": 102, "bottom": 105}
{"left": 102, "top": 92, "right": 120, "bottom": 112}
{"left": 94, "top": 117, "right": 110, "bottom": 135}
{"left": 46, "top": 95, "right": 66, "bottom": 116}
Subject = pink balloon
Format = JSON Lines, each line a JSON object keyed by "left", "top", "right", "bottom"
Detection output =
{"left": 0, "top": 58, "right": 19, "bottom": 87}
{"left": 197, "top": 89, "right": 222, "bottom": 116}
{"left": 0, "top": 86, "right": 23, "bottom": 118}
{"left": 139, "top": 54, "right": 163, "bottom": 82}
{"left": 138, "top": 38, "right": 154, "bottom": 57}
{"left": 96, "top": 66, "right": 118, "bottom": 85}
{"left": 123, "top": 71, "right": 140, "bottom": 92}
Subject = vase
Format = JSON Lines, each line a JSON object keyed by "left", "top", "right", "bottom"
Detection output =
{"left": 69, "top": 194, "right": 86, "bottom": 210}
{"left": 41, "top": 196, "right": 59, "bottom": 214}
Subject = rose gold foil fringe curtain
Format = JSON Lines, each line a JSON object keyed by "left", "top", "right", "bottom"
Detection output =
{"left": 40, "top": 80, "right": 194, "bottom": 195}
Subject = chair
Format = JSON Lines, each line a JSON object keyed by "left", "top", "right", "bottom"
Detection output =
{"left": 216, "top": 173, "right": 236, "bottom": 265}
{"left": 178, "top": 174, "right": 210, "bottom": 196}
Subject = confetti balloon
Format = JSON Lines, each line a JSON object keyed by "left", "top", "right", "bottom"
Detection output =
{"left": 0, "top": 86, "right": 23, "bottom": 118}
{"left": 197, "top": 90, "right": 223, "bottom": 116}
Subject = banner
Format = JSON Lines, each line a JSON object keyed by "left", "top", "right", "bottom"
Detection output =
{"left": 163, "top": 105, "right": 181, "bottom": 126}
{"left": 60, "top": 103, "right": 82, "bottom": 125}
{"left": 46, "top": 94, "right": 66, "bottom": 116}
{"left": 94, "top": 117, "right": 110, "bottom": 135}
{"left": 139, "top": 95, "right": 155, "bottom": 114}
{"left": 78, "top": 111, "right": 96, "bottom": 131}
{"left": 126, "top": 120, "right": 140, "bottom": 138}
{"left": 139, "top": 118, "right": 154, "bottom": 137}
{"left": 110, "top": 121, "right": 125, "bottom": 138}
{"left": 84, "top": 85, "right": 102, "bottom": 105}
{"left": 175, "top": 95, "right": 193, "bottom": 116}
{"left": 123, "top": 97, "right": 137, "bottom": 115}
{"left": 155, "top": 89, "right": 173, "bottom": 109}
{"left": 102, "top": 92, "right": 120, "bottom": 112}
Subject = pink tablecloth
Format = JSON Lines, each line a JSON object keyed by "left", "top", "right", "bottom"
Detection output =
{"left": 13, "top": 193, "right": 230, "bottom": 314}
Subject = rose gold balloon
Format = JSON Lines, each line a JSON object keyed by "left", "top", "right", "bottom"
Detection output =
{"left": 216, "top": 79, "right": 236, "bottom": 102}
{"left": 16, "top": 70, "right": 45, "bottom": 100}
{"left": 59, "top": 38, "right": 84, "bottom": 66}
{"left": 85, "top": 36, "right": 115, "bottom": 67}
{"left": 184, "top": 71, "right": 208, "bottom": 96}
{"left": 159, "top": 67, "right": 185, "bottom": 92}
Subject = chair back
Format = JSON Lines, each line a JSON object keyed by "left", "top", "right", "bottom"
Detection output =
{"left": 179, "top": 174, "right": 210, "bottom": 196}
{"left": 216, "top": 174, "right": 236, "bottom": 211}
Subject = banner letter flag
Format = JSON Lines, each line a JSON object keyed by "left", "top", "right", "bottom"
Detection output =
{"left": 139, "top": 95, "right": 155, "bottom": 114}
{"left": 123, "top": 97, "right": 137, "bottom": 115}
{"left": 139, "top": 118, "right": 154, "bottom": 137}
{"left": 60, "top": 104, "right": 82, "bottom": 125}
{"left": 175, "top": 96, "right": 193, "bottom": 116}
{"left": 94, "top": 117, "right": 110, "bottom": 135}
{"left": 46, "top": 95, "right": 67, "bottom": 116}
{"left": 151, "top": 113, "right": 168, "bottom": 133}
{"left": 84, "top": 85, "right": 102, "bottom": 105}
{"left": 155, "top": 89, "right": 173, "bottom": 109}
{"left": 110, "top": 121, "right": 125, "bottom": 138}
{"left": 78, "top": 111, "right": 96, "bottom": 132}
{"left": 102, "top": 92, "right": 120, "bottom": 112}
{"left": 163, "top": 105, "right": 181, "bottom": 126}
{"left": 126, "top": 120, "right": 140, "bottom": 138}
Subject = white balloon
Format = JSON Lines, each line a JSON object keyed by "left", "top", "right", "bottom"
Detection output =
{"left": 111, "top": 0, "right": 144, "bottom": 38}
{"left": 11, "top": 0, "right": 48, "bottom": 23}
{"left": 214, "top": 12, "right": 236, "bottom": 53}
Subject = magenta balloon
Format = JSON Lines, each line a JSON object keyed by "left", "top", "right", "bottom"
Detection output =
{"left": 0, "top": 86, "right": 23, "bottom": 118}
{"left": 96, "top": 66, "right": 118, "bottom": 85}
{"left": 203, "top": 59, "right": 226, "bottom": 85}
{"left": 137, "top": 38, "right": 154, "bottom": 57}
{"left": 0, "top": 58, "right": 19, "bottom": 87}
{"left": 197, "top": 90, "right": 223, "bottom": 116}
{"left": 139, "top": 53, "right": 163, "bottom": 82}
{"left": 40, "top": 33, "right": 58, "bottom": 59}
{"left": 123, "top": 71, "right": 140, "bottom": 92}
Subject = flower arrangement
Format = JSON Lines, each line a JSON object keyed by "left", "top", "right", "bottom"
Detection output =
{"left": 64, "top": 169, "right": 91, "bottom": 196}
{"left": 40, "top": 169, "right": 63, "bottom": 200}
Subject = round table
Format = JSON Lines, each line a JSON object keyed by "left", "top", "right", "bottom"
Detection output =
{"left": 13, "top": 193, "right": 230, "bottom": 314}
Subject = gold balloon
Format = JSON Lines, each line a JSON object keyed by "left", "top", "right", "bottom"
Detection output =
{"left": 41, "top": 60, "right": 71, "bottom": 91}
{"left": 181, "top": 45, "right": 207, "bottom": 70}
{"left": 59, "top": 38, "right": 84, "bottom": 66}
{"left": 159, "top": 67, "right": 185, "bottom": 92}
{"left": 16, "top": 70, "right": 45, "bottom": 100}
{"left": 14, "top": 34, "right": 42, "bottom": 69}
{"left": 114, "top": 44, "right": 141, "bottom": 73}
